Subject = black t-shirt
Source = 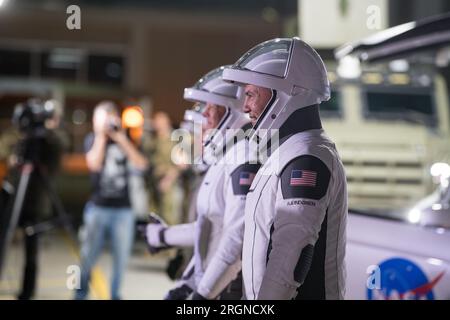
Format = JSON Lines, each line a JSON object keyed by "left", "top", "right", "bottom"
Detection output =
{"left": 84, "top": 133, "right": 130, "bottom": 208}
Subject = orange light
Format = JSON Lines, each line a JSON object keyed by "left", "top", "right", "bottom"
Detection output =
{"left": 122, "top": 106, "right": 144, "bottom": 128}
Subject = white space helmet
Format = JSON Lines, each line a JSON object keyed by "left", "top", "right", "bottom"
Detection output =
{"left": 182, "top": 102, "right": 206, "bottom": 132}
{"left": 184, "top": 65, "right": 248, "bottom": 158}
{"left": 179, "top": 103, "right": 210, "bottom": 172}
{"left": 222, "top": 37, "right": 330, "bottom": 143}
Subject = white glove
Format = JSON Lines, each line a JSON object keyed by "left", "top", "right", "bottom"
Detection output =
{"left": 146, "top": 223, "right": 167, "bottom": 248}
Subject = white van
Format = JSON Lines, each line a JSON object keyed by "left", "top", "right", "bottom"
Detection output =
{"left": 322, "top": 67, "right": 450, "bottom": 211}
{"left": 336, "top": 12, "right": 450, "bottom": 300}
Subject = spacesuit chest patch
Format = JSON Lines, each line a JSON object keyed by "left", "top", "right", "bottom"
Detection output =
{"left": 280, "top": 155, "right": 330, "bottom": 200}
{"left": 231, "top": 163, "right": 261, "bottom": 195}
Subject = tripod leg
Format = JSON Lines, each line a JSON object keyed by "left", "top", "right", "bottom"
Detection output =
{"left": 18, "top": 230, "right": 38, "bottom": 300}
{"left": 0, "top": 163, "right": 34, "bottom": 279}
{"left": 38, "top": 172, "right": 76, "bottom": 238}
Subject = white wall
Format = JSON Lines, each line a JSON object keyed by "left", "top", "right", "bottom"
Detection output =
{"left": 299, "top": 0, "right": 388, "bottom": 48}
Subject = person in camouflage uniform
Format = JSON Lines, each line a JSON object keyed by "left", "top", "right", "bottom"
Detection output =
{"left": 144, "top": 111, "right": 181, "bottom": 226}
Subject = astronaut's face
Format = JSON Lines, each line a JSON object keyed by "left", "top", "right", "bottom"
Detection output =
{"left": 202, "top": 103, "right": 226, "bottom": 131}
{"left": 243, "top": 84, "right": 272, "bottom": 125}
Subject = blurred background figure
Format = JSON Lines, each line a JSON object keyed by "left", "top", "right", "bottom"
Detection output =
{"left": 75, "top": 101, "right": 148, "bottom": 300}
{"left": 0, "top": 99, "right": 69, "bottom": 300}
{"left": 144, "top": 111, "right": 182, "bottom": 226}
{"left": 0, "top": 129, "right": 21, "bottom": 168}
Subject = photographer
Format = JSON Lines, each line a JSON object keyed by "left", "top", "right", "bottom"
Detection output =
{"left": 75, "top": 101, "right": 148, "bottom": 300}
{"left": 6, "top": 99, "right": 69, "bottom": 300}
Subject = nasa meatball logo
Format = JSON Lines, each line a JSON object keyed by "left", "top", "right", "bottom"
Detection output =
{"left": 367, "top": 258, "right": 445, "bottom": 300}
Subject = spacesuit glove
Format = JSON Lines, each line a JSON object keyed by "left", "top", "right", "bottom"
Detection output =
{"left": 192, "top": 292, "right": 208, "bottom": 300}
{"left": 164, "top": 284, "right": 193, "bottom": 300}
{"left": 141, "top": 213, "right": 171, "bottom": 254}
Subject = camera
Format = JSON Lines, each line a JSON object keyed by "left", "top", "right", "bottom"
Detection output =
{"left": 12, "top": 99, "right": 55, "bottom": 135}
{"left": 109, "top": 120, "right": 121, "bottom": 132}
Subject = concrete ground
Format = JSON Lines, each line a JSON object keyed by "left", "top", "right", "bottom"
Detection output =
{"left": 0, "top": 230, "right": 176, "bottom": 300}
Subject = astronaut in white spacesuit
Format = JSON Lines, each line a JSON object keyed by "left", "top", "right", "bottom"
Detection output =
{"left": 222, "top": 37, "right": 348, "bottom": 300}
{"left": 145, "top": 66, "right": 260, "bottom": 300}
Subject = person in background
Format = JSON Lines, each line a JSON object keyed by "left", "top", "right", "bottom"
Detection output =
{"left": 144, "top": 111, "right": 181, "bottom": 225}
{"left": 75, "top": 101, "right": 148, "bottom": 300}
{"left": 2, "top": 99, "right": 69, "bottom": 300}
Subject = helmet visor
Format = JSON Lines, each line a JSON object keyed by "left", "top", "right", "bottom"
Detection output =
{"left": 193, "top": 67, "right": 224, "bottom": 90}
{"left": 184, "top": 102, "right": 206, "bottom": 125}
{"left": 231, "top": 38, "right": 292, "bottom": 78}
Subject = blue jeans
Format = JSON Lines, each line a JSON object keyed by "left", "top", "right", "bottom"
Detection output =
{"left": 75, "top": 203, "right": 135, "bottom": 300}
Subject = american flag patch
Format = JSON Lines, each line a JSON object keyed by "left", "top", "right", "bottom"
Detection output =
{"left": 290, "top": 170, "right": 317, "bottom": 187}
{"left": 239, "top": 172, "right": 255, "bottom": 186}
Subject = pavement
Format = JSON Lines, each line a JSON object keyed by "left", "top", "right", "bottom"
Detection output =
{"left": 0, "top": 230, "right": 176, "bottom": 300}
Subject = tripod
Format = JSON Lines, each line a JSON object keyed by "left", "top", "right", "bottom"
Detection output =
{"left": 0, "top": 137, "right": 76, "bottom": 283}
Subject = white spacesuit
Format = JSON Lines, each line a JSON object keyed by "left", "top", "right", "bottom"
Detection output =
{"left": 146, "top": 66, "right": 259, "bottom": 299}
{"left": 222, "top": 38, "right": 348, "bottom": 300}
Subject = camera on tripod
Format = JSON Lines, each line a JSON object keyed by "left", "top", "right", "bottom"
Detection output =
{"left": 0, "top": 98, "right": 73, "bottom": 281}
{"left": 11, "top": 99, "right": 61, "bottom": 165}
{"left": 12, "top": 99, "right": 56, "bottom": 136}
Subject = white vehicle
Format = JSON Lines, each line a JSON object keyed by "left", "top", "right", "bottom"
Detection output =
{"left": 322, "top": 68, "right": 450, "bottom": 211}
{"left": 338, "top": 13, "right": 450, "bottom": 300}
{"left": 322, "top": 13, "right": 450, "bottom": 212}
{"left": 346, "top": 162, "right": 450, "bottom": 300}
